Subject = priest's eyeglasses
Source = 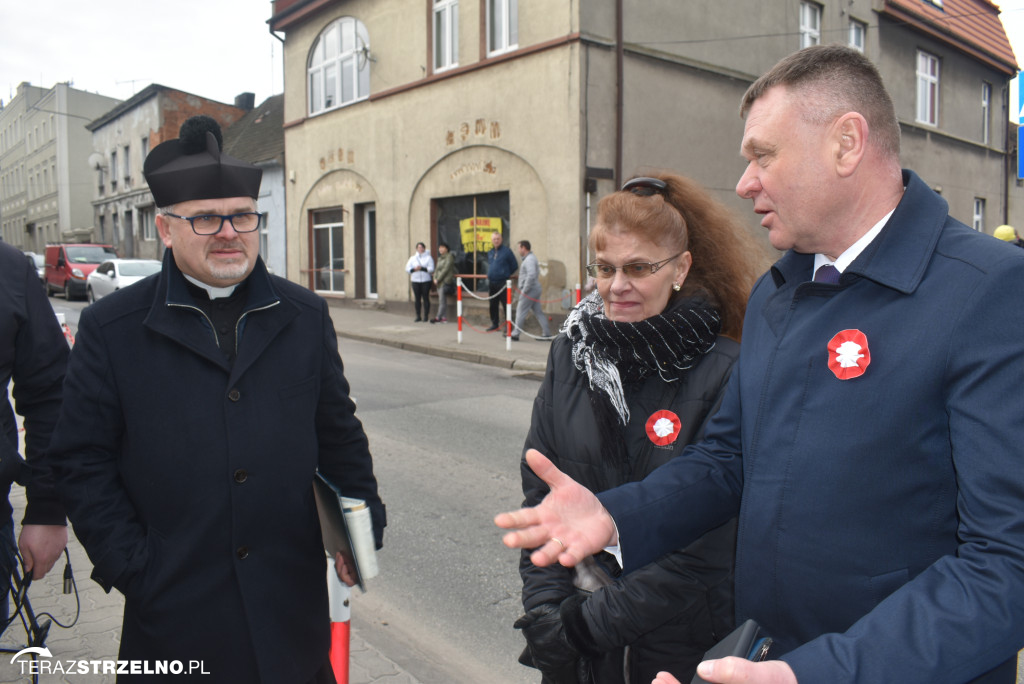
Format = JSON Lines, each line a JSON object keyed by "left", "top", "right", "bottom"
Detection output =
{"left": 586, "top": 253, "right": 682, "bottom": 279}
{"left": 163, "top": 212, "right": 265, "bottom": 235}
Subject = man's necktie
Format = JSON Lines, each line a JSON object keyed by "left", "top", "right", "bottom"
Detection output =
{"left": 814, "top": 264, "right": 841, "bottom": 284}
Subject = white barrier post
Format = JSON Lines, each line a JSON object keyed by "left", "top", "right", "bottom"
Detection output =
{"left": 55, "top": 312, "right": 74, "bottom": 347}
{"left": 456, "top": 277, "right": 463, "bottom": 344}
{"left": 326, "top": 560, "right": 351, "bottom": 684}
{"left": 506, "top": 279, "right": 513, "bottom": 351}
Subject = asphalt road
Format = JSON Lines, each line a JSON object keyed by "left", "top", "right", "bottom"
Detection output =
{"left": 338, "top": 338, "right": 539, "bottom": 684}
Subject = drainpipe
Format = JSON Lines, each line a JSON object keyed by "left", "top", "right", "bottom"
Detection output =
{"left": 1005, "top": 82, "right": 1013, "bottom": 225}
{"left": 615, "top": 0, "right": 623, "bottom": 187}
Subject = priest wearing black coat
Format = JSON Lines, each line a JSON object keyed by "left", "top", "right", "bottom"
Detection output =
{"left": 48, "top": 116, "right": 385, "bottom": 683}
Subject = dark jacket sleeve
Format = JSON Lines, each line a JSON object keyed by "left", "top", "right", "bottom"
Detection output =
{"left": 519, "top": 348, "right": 575, "bottom": 611}
{"left": 6, "top": 251, "right": 68, "bottom": 525}
{"left": 48, "top": 306, "right": 147, "bottom": 593}
{"left": 580, "top": 520, "right": 736, "bottom": 651}
{"left": 312, "top": 299, "right": 386, "bottom": 548}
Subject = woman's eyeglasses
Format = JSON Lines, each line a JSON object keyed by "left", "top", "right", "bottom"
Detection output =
{"left": 586, "top": 253, "right": 682, "bottom": 279}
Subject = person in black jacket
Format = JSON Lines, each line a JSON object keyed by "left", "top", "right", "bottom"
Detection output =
{"left": 513, "top": 173, "right": 766, "bottom": 684}
{"left": 0, "top": 241, "right": 69, "bottom": 620}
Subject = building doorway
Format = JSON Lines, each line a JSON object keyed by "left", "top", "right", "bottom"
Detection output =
{"left": 311, "top": 208, "right": 346, "bottom": 294}
{"left": 434, "top": 191, "right": 510, "bottom": 292}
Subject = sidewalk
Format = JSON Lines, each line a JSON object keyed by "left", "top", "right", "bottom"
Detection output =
{"left": 326, "top": 298, "right": 557, "bottom": 375}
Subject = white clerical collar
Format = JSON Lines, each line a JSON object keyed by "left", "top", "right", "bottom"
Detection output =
{"left": 814, "top": 207, "right": 896, "bottom": 275}
{"left": 184, "top": 273, "right": 239, "bottom": 300}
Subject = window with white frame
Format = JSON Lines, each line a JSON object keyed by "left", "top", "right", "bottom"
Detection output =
{"left": 142, "top": 207, "right": 156, "bottom": 241}
{"left": 433, "top": 0, "right": 458, "bottom": 72}
{"left": 260, "top": 211, "right": 269, "bottom": 260}
{"left": 487, "top": 0, "right": 518, "bottom": 56}
{"left": 981, "top": 82, "right": 991, "bottom": 145}
{"left": 916, "top": 50, "right": 939, "bottom": 126}
{"left": 849, "top": 19, "right": 866, "bottom": 52}
{"left": 800, "top": 2, "right": 821, "bottom": 49}
{"left": 972, "top": 198, "right": 985, "bottom": 231}
{"left": 308, "top": 17, "right": 370, "bottom": 116}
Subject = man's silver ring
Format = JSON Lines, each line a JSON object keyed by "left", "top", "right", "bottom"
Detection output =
{"left": 551, "top": 537, "right": 566, "bottom": 551}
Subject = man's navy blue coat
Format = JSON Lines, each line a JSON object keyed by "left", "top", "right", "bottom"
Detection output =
{"left": 600, "top": 171, "right": 1024, "bottom": 683}
{"left": 49, "top": 252, "right": 385, "bottom": 683}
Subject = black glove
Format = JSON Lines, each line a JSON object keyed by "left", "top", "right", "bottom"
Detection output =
{"left": 514, "top": 602, "right": 580, "bottom": 683}
{"left": 558, "top": 592, "right": 602, "bottom": 658}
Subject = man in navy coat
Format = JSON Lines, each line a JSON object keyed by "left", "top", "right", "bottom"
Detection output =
{"left": 497, "top": 45, "right": 1024, "bottom": 684}
{"left": 486, "top": 232, "right": 519, "bottom": 331}
{"left": 49, "top": 116, "right": 385, "bottom": 683}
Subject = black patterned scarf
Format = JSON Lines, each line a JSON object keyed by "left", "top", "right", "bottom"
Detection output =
{"left": 564, "top": 291, "right": 721, "bottom": 462}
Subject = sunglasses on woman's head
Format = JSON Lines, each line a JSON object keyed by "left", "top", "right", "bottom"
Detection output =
{"left": 622, "top": 177, "right": 668, "bottom": 197}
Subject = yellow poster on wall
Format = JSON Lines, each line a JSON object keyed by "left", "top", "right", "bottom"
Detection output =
{"left": 459, "top": 217, "right": 502, "bottom": 253}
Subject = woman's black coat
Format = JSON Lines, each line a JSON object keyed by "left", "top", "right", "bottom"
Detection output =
{"left": 520, "top": 331, "right": 739, "bottom": 684}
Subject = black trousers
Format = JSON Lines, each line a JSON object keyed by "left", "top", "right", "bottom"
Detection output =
{"left": 411, "top": 281, "right": 431, "bottom": 320}
{"left": 488, "top": 280, "right": 506, "bottom": 326}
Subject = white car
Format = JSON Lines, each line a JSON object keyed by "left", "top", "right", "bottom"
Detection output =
{"left": 86, "top": 259, "right": 162, "bottom": 303}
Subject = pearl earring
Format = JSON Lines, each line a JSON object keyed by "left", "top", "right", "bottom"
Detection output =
{"left": 673, "top": 283, "right": 682, "bottom": 292}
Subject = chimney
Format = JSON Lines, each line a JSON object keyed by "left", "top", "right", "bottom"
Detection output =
{"left": 235, "top": 92, "right": 256, "bottom": 111}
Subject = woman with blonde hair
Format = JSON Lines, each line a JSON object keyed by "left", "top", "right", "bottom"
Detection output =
{"left": 514, "top": 172, "right": 764, "bottom": 684}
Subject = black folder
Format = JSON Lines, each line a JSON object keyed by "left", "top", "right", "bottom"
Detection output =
{"left": 313, "top": 471, "right": 366, "bottom": 592}
{"left": 690, "top": 619, "right": 772, "bottom": 683}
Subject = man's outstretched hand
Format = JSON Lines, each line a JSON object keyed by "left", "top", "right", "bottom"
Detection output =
{"left": 652, "top": 659, "right": 797, "bottom": 684}
{"left": 494, "top": 449, "right": 617, "bottom": 567}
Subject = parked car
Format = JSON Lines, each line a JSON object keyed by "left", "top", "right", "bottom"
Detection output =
{"left": 24, "top": 251, "right": 45, "bottom": 285}
{"left": 86, "top": 259, "right": 162, "bottom": 303}
{"left": 45, "top": 243, "right": 117, "bottom": 300}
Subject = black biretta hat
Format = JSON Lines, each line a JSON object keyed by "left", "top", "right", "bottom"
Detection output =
{"left": 143, "top": 116, "right": 262, "bottom": 207}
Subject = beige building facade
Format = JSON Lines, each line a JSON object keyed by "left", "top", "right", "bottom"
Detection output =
{"left": 270, "top": 0, "right": 1020, "bottom": 311}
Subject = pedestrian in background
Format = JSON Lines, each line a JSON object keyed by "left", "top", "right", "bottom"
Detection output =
{"left": 48, "top": 116, "right": 386, "bottom": 683}
{"left": 406, "top": 242, "right": 435, "bottom": 322}
{"left": 513, "top": 173, "right": 760, "bottom": 684}
{"left": 431, "top": 241, "right": 455, "bottom": 323}
{"left": 498, "top": 44, "right": 1024, "bottom": 684}
{"left": 0, "top": 240, "right": 69, "bottom": 621}
{"left": 510, "top": 240, "right": 551, "bottom": 341}
{"left": 994, "top": 224, "right": 1024, "bottom": 248}
{"left": 486, "top": 232, "right": 519, "bottom": 331}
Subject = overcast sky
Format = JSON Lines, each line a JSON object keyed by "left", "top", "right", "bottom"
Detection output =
{"left": 1, "top": 0, "right": 281, "bottom": 105}
{"left": 1, "top": 1, "right": 1022, "bottom": 112}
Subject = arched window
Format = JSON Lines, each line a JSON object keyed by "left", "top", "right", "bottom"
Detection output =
{"left": 308, "top": 17, "right": 370, "bottom": 116}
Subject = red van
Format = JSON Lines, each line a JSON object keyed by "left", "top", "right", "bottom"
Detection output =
{"left": 45, "top": 243, "right": 118, "bottom": 300}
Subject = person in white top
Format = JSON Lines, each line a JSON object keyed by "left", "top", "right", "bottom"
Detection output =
{"left": 405, "top": 242, "right": 435, "bottom": 322}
